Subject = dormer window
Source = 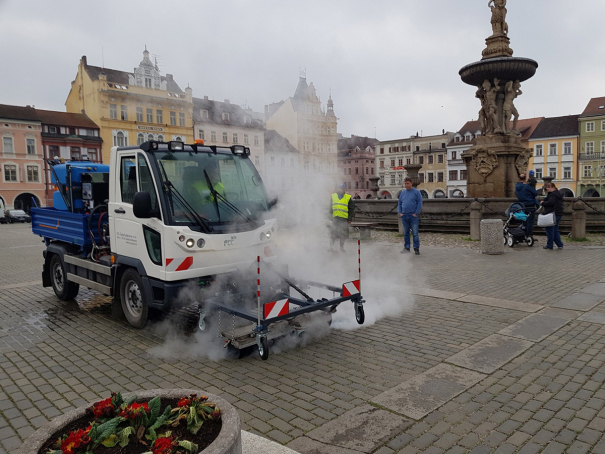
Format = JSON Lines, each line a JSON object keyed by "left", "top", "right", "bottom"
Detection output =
{"left": 222, "top": 112, "right": 230, "bottom": 121}
{"left": 465, "top": 134, "right": 472, "bottom": 141}
{"left": 49, "top": 126, "right": 57, "bottom": 134}
{"left": 202, "top": 110, "right": 209, "bottom": 119}
{"left": 455, "top": 136, "right": 461, "bottom": 142}
{"left": 244, "top": 116, "right": 251, "bottom": 124}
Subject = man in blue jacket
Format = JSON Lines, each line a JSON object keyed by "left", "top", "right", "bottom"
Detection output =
{"left": 398, "top": 177, "right": 423, "bottom": 255}
{"left": 515, "top": 173, "right": 540, "bottom": 236}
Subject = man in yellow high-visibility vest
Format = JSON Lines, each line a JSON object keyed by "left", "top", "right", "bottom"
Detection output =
{"left": 329, "top": 183, "right": 354, "bottom": 252}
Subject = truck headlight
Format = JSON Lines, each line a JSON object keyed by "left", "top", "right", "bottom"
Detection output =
{"left": 197, "top": 238, "right": 206, "bottom": 248}
{"left": 186, "top": 238, "right": 195, "bottom": 248}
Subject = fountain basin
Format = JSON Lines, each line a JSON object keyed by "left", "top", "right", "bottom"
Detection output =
{"left": 459, "top": 57, "right": 538, "bottom": 86}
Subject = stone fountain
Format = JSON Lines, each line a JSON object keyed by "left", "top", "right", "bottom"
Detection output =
{"left": 460, "top": 0, "right": 538, "bottom": 198}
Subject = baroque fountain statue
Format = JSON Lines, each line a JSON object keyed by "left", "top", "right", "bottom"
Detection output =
{"left": 459, "top": 0, "right": 538, "bottom": 197}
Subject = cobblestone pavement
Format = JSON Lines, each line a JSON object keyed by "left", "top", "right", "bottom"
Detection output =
{"left": 2, "top": 223, "right": 605, "bottom": 453}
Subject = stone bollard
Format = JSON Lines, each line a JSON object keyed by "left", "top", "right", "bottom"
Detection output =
{"left": 571, "top": 200, "right": 586, "bottom": 240}
{"left": 470, "top": 201, "right": 483, "bottom": 240}
{"left": 480, "top": 219, "right": 504, "bottom": 255}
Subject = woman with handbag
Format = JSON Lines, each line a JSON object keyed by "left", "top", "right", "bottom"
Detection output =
{"left": 540, "top": 182, "right": 564, "bottom": 250}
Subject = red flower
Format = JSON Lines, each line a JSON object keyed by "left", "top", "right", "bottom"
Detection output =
{"left": 59, "top": 427, "right": 91, "bottom": 454}
{"left": 210, "top": 409, "right": 221, "bottom": 420}
{"left": 90, "top": 396, "right": 115, "bottom": 418}
{"left": 119, "top": 402, "right": 150, "bottom": 419}
{"left": 152, "top": 436, "right": 176, "bottom": 454}
{"left": 177, "top": 398, "right": 191, "bottom": 408}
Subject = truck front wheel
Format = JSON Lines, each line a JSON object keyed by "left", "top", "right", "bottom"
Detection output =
{"left": 120, "top": 269, "right": 148, "bottom": 329}
{"left": 50, "top": 254, "right": 79, "bottom": 300}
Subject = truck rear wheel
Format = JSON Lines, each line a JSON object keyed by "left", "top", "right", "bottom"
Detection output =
{"left": 120, "top": 269, "right": 148, "bottom": 329}
{"left": 50, "top": 254, "right": 80, "bottom": 300}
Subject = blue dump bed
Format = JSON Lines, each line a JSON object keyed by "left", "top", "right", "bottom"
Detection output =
{"left": 31, "top": 207, "right": 105, "bottom": 255}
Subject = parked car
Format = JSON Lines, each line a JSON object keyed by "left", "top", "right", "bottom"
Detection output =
{"left": 0, "top": 211, "right": 6, "bottom": 224}
{"left": 5, "top": 209, "right": 31, "bottom": 223}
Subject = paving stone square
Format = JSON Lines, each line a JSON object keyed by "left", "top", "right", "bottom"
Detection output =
{"left": 3, "top": 224, "right": 605, "bottom": 453}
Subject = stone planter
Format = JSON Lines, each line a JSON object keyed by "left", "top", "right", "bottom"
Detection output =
{"left": 17, "top": 389, "right": 242, "bottom": 454}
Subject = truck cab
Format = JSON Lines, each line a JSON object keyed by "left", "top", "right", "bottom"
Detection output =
{"left": 35, "top": 140, "right": 277, "bottom": 329}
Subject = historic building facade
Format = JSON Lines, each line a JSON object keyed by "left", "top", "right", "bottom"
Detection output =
{"left": 375, "top": 132, "right": 454, "bottom": 199}
{"left": 337, "top": 135, "right": 378, "bottom": 199}
{"left": 65, "top": 50, "right": 193, "bottom": 163}
{"left": 265, "top": 76, "right": 338, "bottom": 185}
{"left": 447, "top": 122, "right": 480, "bottom": 198}
{"left": 577, "top": 97, "right": 605, "bottom": 197}
{"left": 528, "top": 115, "right": 579, "bottom": 197}
{"left": 0, "top": 105, "right": 45, "bottom": 210}
{"left": 192, "top": 96, "right": 265, "bottom": 178}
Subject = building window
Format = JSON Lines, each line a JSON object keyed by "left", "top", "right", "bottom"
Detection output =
{"left": 145, "top": 77, "right": 152, "bottom": 88}
{"left": 451, "top": 151, "right": 457, "bottom": 160}
{"left": 390, "top": 174, "right": 396, "bottom": 185}
{"left": 136, "top": 107, "right": 143, "bottom": 122}
{"left": 120, "top": 105, "right": 128, "bottom": 120}
{"left": 379, "top": 160, "right": 384, "bottom": 168}
{"left": 418, "top": 156, "right": 424, "bottom": 165}
{"left": 438, "top": 154, "right": 444, "bottom": 163}
{"left": 49, "top": 126, "right": 57, "bottom": 134}
{"left": 202, "top": 110, "right": 209, "bottom": 119}
{"left": 199, "top": 130, "right": 205, "bottom": 140}
{"left": 355, "top": 167, "right": 359, "bottom": 175}
{"left": 449, "top": 170, "right": 458, "bottom": 181}
{"left": 549, "top": 167, "right": 557, "bottom": 179}
{"left": 210, "top": 131, "right": 216, "bottom": 142}
{"left": 222, "top": 112, "right": 230, "bottom": 121}
{"left": 535, "top": 168, "right": 543, "bottom": 179}
{"left": 233, "top": 133, "right": 238, "bottom": 144}
{"left": 244, "top": 134, "right": 249, "bottom": 144}
{"left": 586, "top": 142, "right": 595, "bottom": 154}
{"left": 110, "top": 104, "right": 117, "bottom": 119}
{"left": 548, "top": 144, "right": 557, "bottom": 155}
{"left": 157, "top": 110, "right": 163, "bottom": 124}
{"left": 534, "top": 144, "right": 543, "bottom": 156}
{"left": 222, "top": 132, "right": 228, "bottom": 143}
{"left": 587, "top": 122, "right": 595, "bottom": 132}
{"left": 146, "top": 108, "right": 153, "bottom": 123}
{"left": 4, "top": 164, "right": 17, "bottom": 181}
{"left": 26, "top": 138, "right": 36, "bottom": 154}
{"left": 419, "top": 173, "right": 425, "bottom": 183}
{"left": 379, "top": 148, "right": 384, "bottom": 154}
{"left": 601, "top": 140, "right": 605, "bottom": 153}
{"left": 460, "top": 170, "right": 467, "bottom": 180}
{"left": 390, "top": 159, "right": 395, "bottom": 167}
{"left": 427, "top": 172, "right": 434, "bottom": 183}
{"left": 170, "top": 112, "right": 176, "bottom": 126}
{"left": 254, "top": 135, "right": 259, "bottom": 146}
{"left": 406, "top": 158, "right": 411, "bottom": 165}
{"left": 114, "top": 131, "right": 127, "bottom": 147}
{"left": 563, "top": 167, "right": 571, "bottom": 179}
{"left": 379, "top": 176, "right": 384, "bottom": 186}
{"left": 27, "top": 165, "right": 39, "bottom": 182}
{"left": 71, "top": 147, "right": 81, "bottom": 160}
{"left": 398, "top": 159, "right": 403, "bottom": 166}
{"left": 428, "top": 155, "right": 434, "bottom": 164}
{"left": 88, "top": 149, "right": 97, "bottom": 161}
{"left": 343, "top": 168, "right": 347, "bottom": 175}
{"left": 158, "top": 135, "right": 164, "bottom": 142}
{"left": 179, "top": 112, "right": 185, "bottom": 127}
{"left": 254, "top": 156, "right": 260, "bottom": 166}
{"left": 147, "top": 134, "right": 154, "bottom": 142}
{"left": 563, "top": 142, "right": 572, "bottom": 155}
{"left": 584, "top": 165, "right": 592, "bottom": 178}
{"left": 137, "top": 133, "right": 144, "bottom": 145}
{"left": 437, "top": 172, "right": 444, "bottom": 182}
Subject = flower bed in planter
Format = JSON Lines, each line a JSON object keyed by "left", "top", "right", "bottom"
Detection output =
{"left": 17, "top": 389, "right": 242, "bottom": 454}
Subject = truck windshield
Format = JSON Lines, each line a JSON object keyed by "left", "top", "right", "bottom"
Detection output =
{"left": 154, "top": 150, "right": 270, "bottom": 228}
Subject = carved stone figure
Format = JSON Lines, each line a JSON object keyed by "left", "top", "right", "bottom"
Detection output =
{"left": 469, "top": 147, "right": 499, "bottom": 180}
{"left": 502, "top": 80, "right": 521, "bottom": 134}
{"left": 515, "top": 148, "right": 533, "bottom": 176}
{"left": 478, "top": 79, "right": 501, "bottom": 134}
{"left": 488, "top": 0, "right": 508, "bottom": 36}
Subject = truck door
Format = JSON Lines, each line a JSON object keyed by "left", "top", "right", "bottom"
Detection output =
{"left": 110, "top": 151, "right": 165, "bottom": 281}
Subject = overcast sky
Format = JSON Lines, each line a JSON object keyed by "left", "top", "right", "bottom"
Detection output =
{"left": 1, "top": 0, "right": 604, "bottom": 141}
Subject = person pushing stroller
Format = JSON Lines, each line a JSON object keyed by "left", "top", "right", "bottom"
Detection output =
{"left": 515, "top": 171, "right": 540, "bottom": 237}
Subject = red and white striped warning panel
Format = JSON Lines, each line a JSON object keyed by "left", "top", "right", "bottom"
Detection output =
{"left": 342, "top": 280, "right": 361, "bottom": 297}
{"left": 165, "top": 257, "right": 193, "bottom": 272}
{"left": 264, "top": 298, "right": 290, "bottom": 319}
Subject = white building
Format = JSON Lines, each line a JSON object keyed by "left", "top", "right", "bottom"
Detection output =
{"left": 447, "top": 121, "right": 481, "bottom": 197}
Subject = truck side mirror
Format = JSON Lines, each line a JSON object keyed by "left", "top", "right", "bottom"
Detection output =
{"left": 268, "top": 197, "right": 278, "bottom": 210}
{"left": 133, "top": 191, "right": 158, "bottom": 218}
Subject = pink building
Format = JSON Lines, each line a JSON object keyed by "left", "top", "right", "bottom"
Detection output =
{"left": 337, "top": 135, "right": 378, "bottom": 199}
{"left": 0, "top": 105, "right": 45, "bottom": 211}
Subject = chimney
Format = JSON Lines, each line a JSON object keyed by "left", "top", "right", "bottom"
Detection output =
{"left": 81, "top": 55, "right": 87, "bottom": 66}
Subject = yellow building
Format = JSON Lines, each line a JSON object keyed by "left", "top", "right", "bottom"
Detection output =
{"left": 528, "top": 115, "right": 580, "bottom": 197}
{"left": 66, "top": 49, "right": 193, "bottom": 163}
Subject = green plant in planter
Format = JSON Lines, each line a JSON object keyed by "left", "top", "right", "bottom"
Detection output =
{"left": 171, "top": 394, "right": 221, "bottom": 435}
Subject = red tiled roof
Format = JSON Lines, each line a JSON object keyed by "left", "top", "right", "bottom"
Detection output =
{"left": 36, "top": 109, "right": 99, "bottom": 129}
{"left": 84, "top": 64, "right": 184, "bottom": 93}
{"left": 581, "top": 97, "right": 605, "bottom": 117}
{"left": 0, "top": 104, "right": 39, "bottom": 122}
{"left": 529, "top": 115, "right": 579, "bottom": 139}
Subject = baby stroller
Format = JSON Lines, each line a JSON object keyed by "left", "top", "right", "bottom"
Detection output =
{"left": 503, "top": 202, "right": 535, "bottom": 247}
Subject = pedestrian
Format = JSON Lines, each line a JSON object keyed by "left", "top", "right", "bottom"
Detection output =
{"left": 540, "top": 182, "right": 564, "bottom": 250}
{"left": 515, "top": 173, "right": 540, "bottom": 237}
{"left": 398, "top": 177, "right": 423, "bottom": 255}
{"left": 329, "top": 183, "right": 353, "bottom": 252}
{"left": 353, "top": 193, "right": 361, "bottom": 200}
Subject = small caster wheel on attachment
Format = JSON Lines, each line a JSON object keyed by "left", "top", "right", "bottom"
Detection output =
{"left": 258, "top": 335, "right": 269, "bottom": 361}
{"left": 355, "top": 304, "right": 365, "bottom": 325}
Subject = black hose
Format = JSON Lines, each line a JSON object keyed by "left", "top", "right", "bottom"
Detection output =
{"left": 88, "top": 204, "right": 108, "bottom": 249}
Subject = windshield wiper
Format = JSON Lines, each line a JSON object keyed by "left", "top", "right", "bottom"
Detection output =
{"left": 159, "top": 161, "right": 212, "bottom": 233}
{"left": 203, "top": 170, "right": 256, "bottom": 225}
